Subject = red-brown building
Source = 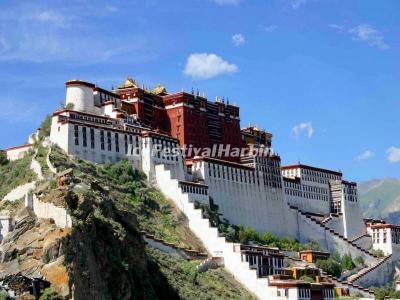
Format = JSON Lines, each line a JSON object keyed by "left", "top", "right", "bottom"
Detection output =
{"left": 115, "top": 78, "right": 244, "bottom": 161}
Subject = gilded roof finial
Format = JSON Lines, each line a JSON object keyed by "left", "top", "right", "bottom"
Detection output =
{"left": 119, "top": 76, "right": 137, "bottom": 89}
{"left": 154, "top": 84, "right": 168, "bottom": 95}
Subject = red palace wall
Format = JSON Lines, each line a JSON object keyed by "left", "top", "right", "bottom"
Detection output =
{"left": 117, "top": 87, "right": 243, "bottom": 161}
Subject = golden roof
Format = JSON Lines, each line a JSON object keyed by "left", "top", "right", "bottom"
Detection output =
{"left": 119, "top": 77, "right": 137, "bottom": 89}
{"left": 153, "top": 84, "right": 167, "bottom": 95}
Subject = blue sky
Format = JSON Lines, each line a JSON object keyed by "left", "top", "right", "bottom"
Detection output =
{"left": 0, "top": 0, "right": 399, "bottom": 181}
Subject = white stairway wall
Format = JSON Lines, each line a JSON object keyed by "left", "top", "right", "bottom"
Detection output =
{"left": 155, "top": 164, "right": 275, "bottom": 300}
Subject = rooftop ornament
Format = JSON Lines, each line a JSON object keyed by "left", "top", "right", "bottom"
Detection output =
{"left": 119, "top": 77, "right": 137, "bottom": 89}
{"left": 153, "top": 84, "right": 168, "bottom": 95}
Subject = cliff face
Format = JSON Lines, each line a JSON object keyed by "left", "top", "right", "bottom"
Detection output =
{"left": 0, "top": 146, "right": 251, "bottom": 300}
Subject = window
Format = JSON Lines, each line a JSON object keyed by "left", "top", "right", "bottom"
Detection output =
{"left": 124, "top": 135, "right": 128, "bottom": 154}
{"left": 115, "top": 133, "right": 119, "bottom": 152}
{"left": 90, "top": 128, "right": 95, "bottom": 149}
{"left": 74, "top": 125, "right": 79, "bottom": 146}
{"left": 100, "top": 130, "right": 105, "bottom": 150}
{"left": 82, "top": 127, "right": 87, "bottom": 147}
{"left": 107, "top": 131, "right": 112, "bottom": 151}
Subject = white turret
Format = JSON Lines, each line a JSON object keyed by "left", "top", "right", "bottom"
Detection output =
{"left": 65, "top": 80, "right": 95, "bottom": 113}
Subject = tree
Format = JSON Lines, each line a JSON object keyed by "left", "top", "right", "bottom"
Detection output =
{"left": 354, "top": 255, "right": 364, "bottom": 266}
{"left": 371, "top": 249, "right": 385, "bottom": 257}
{"left": 38, "top": 115, "right": 52, "bottom": 140}
{"left": 238, "top": 226, "right": 257, "bottom": 244}
{"left": 0, "top": 151, "right": 8, "bottom": 166}
{"left": 341, "top": 253, "right": 355, "bottom": 271}
{"left": 316, "top": 258, "right": 342, "bottom": 278}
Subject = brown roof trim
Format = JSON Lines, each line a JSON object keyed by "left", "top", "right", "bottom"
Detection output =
{"left": 192, "top": 156, "right": 255, "bottom": 171}
{"left": 283, "top": 177, "right": 301, "bottom": 183}
{"left": 269, "top": 281, "right": 311, "bottom": 288}
{"left": 5, "top": 144, "right": 33, "bottom": 151}
{"left": 370, "top": 224, "right": 400, "bottom": 230}
{"left": 282, "top": 164, "right": 342, "bottom": 177}
{"left": 299, "top": 250, "right": 330, "bottom": 255}
{"left": 178, "top": 181, "right": 208, "bottom": 188}
{"left": 66, "top": 80, "right": 95, "bottom": 89}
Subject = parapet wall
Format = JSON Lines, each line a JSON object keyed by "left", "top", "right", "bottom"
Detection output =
{"left": 26, "top": 193, "right": 72, "bottom": 229}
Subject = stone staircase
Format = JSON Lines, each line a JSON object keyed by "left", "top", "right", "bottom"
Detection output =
{"left": 350, "top": 233, "right": 371, "bottom": 244}
{"left": 347, "top": 254, "right": 392, "bottom": 284}
{"left": 289, "top": 205, "right": 377, "bottom": 259}
{"left": 282, "top": 251, "right": 375, "bottom": 298}
{"left": 155, "top": 164, "right": 274, "bottom": 299}
{"left": 321, "top": 271, "right": 375, "bottom": 298}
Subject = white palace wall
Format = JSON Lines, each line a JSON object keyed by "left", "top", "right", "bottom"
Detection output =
{"left": 192, "top": 160, "right": 295, "bottom": 237}
{"left": 341, "top": 196, "right": 366, "bottom": 241}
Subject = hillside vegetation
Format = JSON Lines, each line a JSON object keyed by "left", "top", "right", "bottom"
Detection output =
{"left": 0, "top": 153, "right": 36, "bottom": 200}
{"left": 43, "top": 145, "right": 250, "bottom": 299}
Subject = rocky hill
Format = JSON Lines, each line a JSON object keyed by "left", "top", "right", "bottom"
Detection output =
{"left": 358, "top": 178, "right": 400, "bottom": 223}
{"left": 0, "top": 145, "right": 252, "bottom": 299}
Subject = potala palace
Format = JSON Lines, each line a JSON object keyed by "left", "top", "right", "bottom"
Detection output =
{"left": 4, "top": 78, "right": 400, "bottom": 299}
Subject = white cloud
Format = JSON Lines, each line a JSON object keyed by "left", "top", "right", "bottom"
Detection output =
{"left": 260, "top": 25, "right": 277, "bottom": 32}
{"left": 184, "top": 53, "right": 238, "bottom": 80}
{"left": 290, "top": 0, "right": 307, "bottom": 9}
{"left": 105, "top": 5, "right": 118, "bottom": 12}
{"left": 348, "top": 24, "right": 389, "bottom": 49}
{"left": 232, "top": 34, "right": 245, "bottom": 46}
{"left": 0, "top": 6, "right": 152, "bottom": 64}
{"left": 356, "top": 150, "right": 375, "bottom": 161}
{"left": 329, "top": 24, "right": 344, "bottom": 31}
{"left": 29, "top": 10, "right": 72, "bottom": 28}
{"left": 292, "top": 122, "right": 314, "bottom": 139}
{"left": 212, "top": 0, "right": 241, "bottom": 5}
{"left": 387, "top": 147, "right": 400, "bottom": 163}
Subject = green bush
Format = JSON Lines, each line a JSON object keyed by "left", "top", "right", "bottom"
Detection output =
{"left": 341, "top": 253, "right": 355, "bottom": 271}
{"left": 299, "top": 275, "right": 315, "bottom": 283}
{"left": 373, "top": 285, "right": 400, "bottom": 300}
{"left": 39, "top": 288, "right": 63, "bottom": 300}
{"left": 316, "top": 258, "right": 342, "bottom": 277}
{"left": 38, "top": 115, "right": 52, "bottom": 140}
{"left": 0, "top": 154, "right": 36, "bottom": 199}
{"left": 0, "top": 290, "right": 8, "bottom": 300}
{"left": 371, "top": 249, "right": 385, "bottom": 257}
{"left": 0, "top": 151, "right": 8, "bottom": 166}
{"left": 354, "top": 255, "right": 364, "bottom": 266}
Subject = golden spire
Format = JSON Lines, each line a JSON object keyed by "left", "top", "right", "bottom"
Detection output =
{"left": 119, "top": 77, "right": 137, "bottom": 89}
{"left": 153, "top": 84, "right": 167, "bottom": 95}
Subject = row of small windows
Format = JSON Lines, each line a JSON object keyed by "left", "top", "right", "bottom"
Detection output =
{"left": 284, "top": 181, "right": 328, "bottom": 195}
{"left": 372, "top": 228, "right": 400, "bottom": 244}
{"left": 344, "top": 195, "right": 357, "bottom": 202}
{"left": 151, "top": 137, "right": 179, "bottom": 162}
{"left": 285, "top": 188, "right": 329, "bottom": 201}
{"left": 70, "top": 113, "right": 112, "bottom": 125}
{"left": 180, "top": 184, "right": 208, "bottom": 195}
{"left": 283, "top": 168, "right": 341, "bottom": 184}
{"left": 298, "top": 288, "right": 311, "bottom": 299}
{"left": 208, "top": 163, "right": 256, "bottom": 184}
{"left": 255, "top": 157, "right": 280, "bottom": 168}
{"left": 74, "top": 125, "right": 141, "bottom": 155}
